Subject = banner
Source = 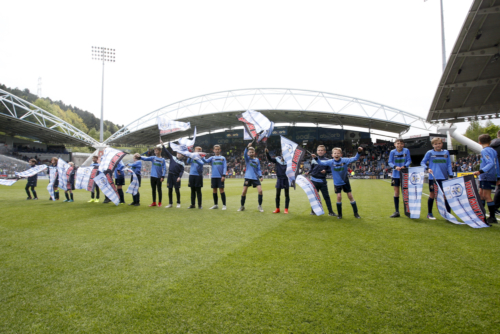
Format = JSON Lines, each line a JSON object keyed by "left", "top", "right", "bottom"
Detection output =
{"left": 457, "top": 172, "right": 477, "bottom": 178}
{"left": 75, "top": 166, "right": 94, "bottom": 190}
{"left": 281, "top": 136, "right": 306, "bottom": 189}
{"left": 158, "top": 118, "right": 191, "bottom": 136}
{"left": 47, "top": 167, "right": 57, "bottom": 200}
{"left": 15, "top": 165, "right": 47, "bottom": 178}
{"left": 171, "top": 127, "right": 197, "bottom": 152}
{"left": 442, "top": 175, "right": 490, "bottom": 228}
{"left": 296, "top": 175, "right": 325, "bottom": 216}
{"left": 0, "top": 179, "right": 17, "bottom": 186}
{"left": 236, "top": 110, "right": 274, "bottom": 143}
{"left": 57, "top": 158, "right": 70, "bottom": 191}
{"left": 94, "top": 173, "right": 120, "bottom": 205}
{"left": 124, "top": 168, "right": 140, "bottom": 195}
{"left": 318, "top": 128, "right": 344, "bottom": 141}
{"left": 99, "top": 148, "right": 127, "bottom": 174}
{"left": 401, "top": 167, "right": 425, "bottom": 219}
{"left": 434, "top": 180, "right": 463, "bottom": 225}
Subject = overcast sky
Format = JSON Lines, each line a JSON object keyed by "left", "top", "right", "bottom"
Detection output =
{"left": 0, "top": 0, "right": 482, "bottom": 138}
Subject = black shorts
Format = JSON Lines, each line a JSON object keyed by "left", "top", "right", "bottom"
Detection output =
{"left": 211, "top": 178, "right": 225, "bottom": 189}
{"left": 189, "top": 175, "right": 203, "bottom": 188}
{"left": 480, "top": 181, "right": 496, "bottom": 190}
{"left": 428, "top": 179, "right": 445, "bottom": 194}
{"left": 275, "top": 178, "right": 289, "bottom": 190}
{"left": 391, "top": 178, "right": 400, "bottom": 187}
{"left": 130, "top": 175, "right": 142, "bottom": 187}
{"left": 334, "top": 179, "right": 352, "bottom": 194}
{"left": 115, "top": 177, "right": 125, "bottom": 186}
{"left": 167, "top": 173, "right": 181, "bottom": 189}
{"left": 244, "top": 178, "right": 261, "bottom": 188}
{"left": 53, "top": 179, "right": 59, "bottom": 188}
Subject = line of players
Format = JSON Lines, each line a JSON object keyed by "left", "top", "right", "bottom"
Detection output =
{"left": 22, "top": 134, "right": 499, "bottom": 222}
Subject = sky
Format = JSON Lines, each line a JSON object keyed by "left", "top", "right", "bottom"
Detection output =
{"left": 0, "top": 0, "right": 483, "bottom": 139}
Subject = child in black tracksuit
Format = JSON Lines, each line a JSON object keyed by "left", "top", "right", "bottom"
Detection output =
{"left": 25, "top": 159, "right": 38, "bottom": 200}
{"left": 266, "top": 148, "right": 290, "bottom": 213}
{"left": 162, "top": 144, "right": 185, "bottom": 208}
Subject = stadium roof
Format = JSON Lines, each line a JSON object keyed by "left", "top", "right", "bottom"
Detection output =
{"left": 428, "top": 0, "right": 500, "bottom": 123}
{"left": 0, "top": 89, "right": 99, "bottom": 147}
{"left": 105, "top": 88, "right": 435, "bottom": 146}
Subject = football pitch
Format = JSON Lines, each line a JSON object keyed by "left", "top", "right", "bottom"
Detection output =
{"left": 1, "top": 179, "right": 499, "bottom": 333}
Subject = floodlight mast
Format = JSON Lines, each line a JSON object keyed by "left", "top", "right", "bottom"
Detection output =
{"left": 91, "top": 46, "right": 116, "bottom": 143}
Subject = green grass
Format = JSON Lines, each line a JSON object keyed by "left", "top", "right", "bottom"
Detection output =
{"left": 1, "top": 179, "right": 499, "bottom": 333}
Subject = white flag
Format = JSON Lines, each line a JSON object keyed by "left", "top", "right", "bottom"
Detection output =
{"left": 15, "top": 165, "right": 47, "bottom": 178}
{"left": 158, "top": 118, "right": 191, "bottom": 136}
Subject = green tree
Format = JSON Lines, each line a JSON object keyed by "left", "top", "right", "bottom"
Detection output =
{"left": 483, "top": 121, "right": 500, "bottom": 139}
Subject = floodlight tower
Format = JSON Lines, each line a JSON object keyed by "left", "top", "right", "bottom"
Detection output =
{"left": 91, "top": 46, "right": 116, "bottom": 142}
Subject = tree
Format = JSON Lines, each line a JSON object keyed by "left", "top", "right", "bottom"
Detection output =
{"left": 483, "top": 121, "right": 500, "bottom": 139}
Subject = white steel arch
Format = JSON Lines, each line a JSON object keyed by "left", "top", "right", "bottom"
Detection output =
{"left": 0, "top": 88, "right": 99, "bottom": 147}
{"left": 106, "top": 88, "right": 436, "bottom": 144}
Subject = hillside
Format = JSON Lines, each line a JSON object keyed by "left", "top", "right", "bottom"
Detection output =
{"left": 0, "top": 83, "right": 123, "bottom": 140}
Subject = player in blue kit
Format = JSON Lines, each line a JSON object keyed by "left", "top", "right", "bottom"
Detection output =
{"left": 127, "top": 153, "right": 142, "bottom": 206}
{"left": 140, "top": 147, "right": 167, "bottom": 207}
{"left": 473, "top": 134, "right": 500, "bottom": 225}
{"left": 88, "top": 155, "right": 100, "bottom": 203}
{"left": 25, "top": 159, "right": 38, "bottom": 200}
{"left": 203, "top": 145, "right": 227, "bottom": 210}
{"left": 421, "top": 137, "right": 454, "bottom": 219}
{"left": 306, "top": 145, "right": 336, "bottom": 216}
{"left": 187, "top": 146, "right": 205, "bottom": 209}
{"left": 388, "top": 139, "right": 412, "bottom": 218}
{"left": 161, "top": 143, "right": 185, "bottom": 208}
{"left": 312, "top": 147, "right": 363, "bottom": 219}
{"left": 238, "top": 142, "right": 264, "bottom": 212}
{"left": 266, "top": 148, "right": 290, "bottom": 214}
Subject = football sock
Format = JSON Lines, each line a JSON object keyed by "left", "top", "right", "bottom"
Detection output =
{"left": 175, "top": 189, "right": 180, "bottom": 204}
{"left": 428, "top": 198, "right": 434, "bottom": 214}
{"left": 70, "top": 193, "right": 73, "bottom": 200}
{"left": 91, "top": 192, "right": 95, "bottom": 199}
{"left": 221, "top": 192, "right": 226, "bottom": 205}
{"left": 481, "top": 200, "right": 486, "bottom": 208}
{"left": 168, "top": 188, "right": 173, "bottom": 204}
{"left": 488, "top": 201, "right": 496, "bottom": 217}
{"left": 241, "top": 196, "right": 246, "bottom": 206}
{"left": 118, "top": 189, "right": 125, "bottom": 203}
{"left": 445, "top": 199, "right": 451, "bottom": 213}
{"left": 32, "top": 190, "right": 37, "bottom": 198}
{"left": 213, "top": 193, "right": 218, "bottom": 205}
{"left": 336, "top": 202, "right": 342, "bottom": 216}
{"left": 65, "top": 193, "right": 69, "bottom": 200}
{"left": 55, "top": 191, "right": 59, "bottom": 200}
{"left": 258, "top": 194, "right": 263, "bottom": 206}
{"left": 25, "top": 187, "right": 30, "bottom": 197}
{"left": 275, "top": 189, "right": 280, "bottom": 208}
{"left": 351, "top": 201, "right": 358, "bottom": 214}
{"left": 394, "top": 196, "right": 399, "bottom": 212}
